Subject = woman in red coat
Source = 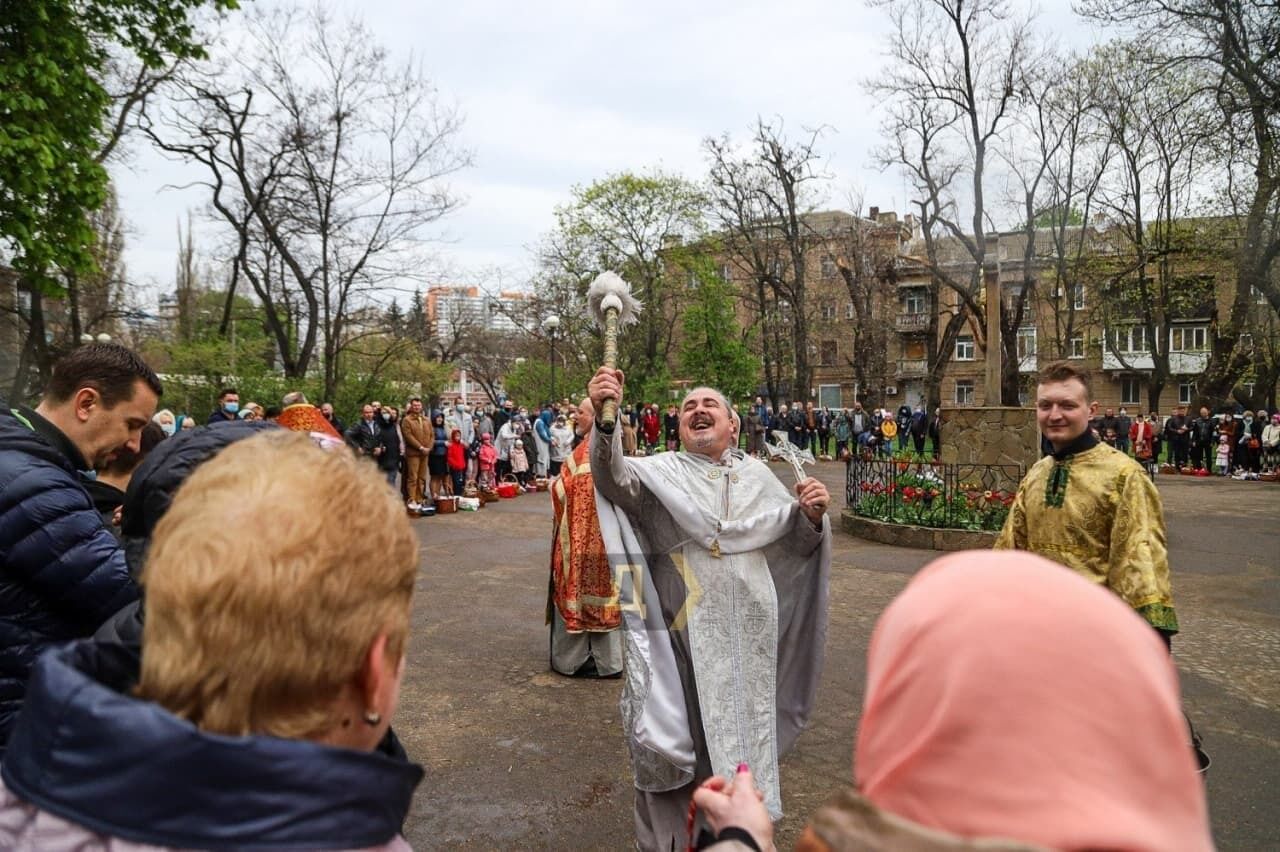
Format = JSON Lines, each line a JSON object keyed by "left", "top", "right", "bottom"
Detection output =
{"left": 446, "top": 429, "right": 467, "bottom": 496}
{"left": 641, "top": 405, "right": 661, "bottom": 454}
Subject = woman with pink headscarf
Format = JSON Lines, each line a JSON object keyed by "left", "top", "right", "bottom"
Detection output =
{"left": 694, "top": 551, "right": 1213, "bottom": 852}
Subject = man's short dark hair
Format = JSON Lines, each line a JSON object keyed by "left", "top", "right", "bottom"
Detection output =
{"left": 408, "top": 396, "right": 421, "bottom": 404}
{"left": 218, "top": 387, "right": 238, "bottom": 399}
{"left": 45, "top": 343, "right": 163, "bottom": 407}
{"left": 1037, "top": 360, "right": 1093, "bottom": 399}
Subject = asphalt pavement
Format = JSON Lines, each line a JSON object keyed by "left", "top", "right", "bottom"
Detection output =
{"left": 395, "top": 462, "right": 1280, "bottom": 850}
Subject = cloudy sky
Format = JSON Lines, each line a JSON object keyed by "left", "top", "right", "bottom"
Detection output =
{"left": 110, "top": 0, "right": 1103, "bottom": 305}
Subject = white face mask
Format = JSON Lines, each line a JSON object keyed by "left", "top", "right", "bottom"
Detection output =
{"left": 160, "top": 422, "right": 176, "bottom": 436}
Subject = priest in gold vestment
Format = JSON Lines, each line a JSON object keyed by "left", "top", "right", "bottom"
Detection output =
{"left": 546, "top": 398, "right": 623, "bottom": 677}
{"left": 996, "top": 362, "right": 1178, "bottom": 643}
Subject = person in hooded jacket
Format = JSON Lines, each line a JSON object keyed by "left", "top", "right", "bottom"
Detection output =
{"left": 376, "top": 406, "right": 403, "bottom": 488}
{"left": 0, "top": 428, "right": 422, "bottom": 850}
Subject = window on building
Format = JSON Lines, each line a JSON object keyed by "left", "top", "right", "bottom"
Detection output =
{"left": 818, "top": 384, "right": 842, "bottom": 409}
{"left": 820, "top": 255, "right": 837, "bottom": 278}
{"left": 904, "top": 291, "right": 927, "bottom": 314}
{"left": 720, "top": 263, "right": 732, "bottom": 282}
{"left": 1016, "top": 326, "right": 1037, "bottom": 361}
{"left": 1169, "top": 325, "right": 1208, "bottom": 352}
{"left": 1112, "top": 325, "right": 1148, "bottom": 353}
{"left": 1072, "top": 282, "right": 1085, "bottom": 311}
{"left": 1178, "top": 382, "right": 1195, "bottom": 405}
{"left": 955, "top": 335, "right": 975, "bottom": 361}
{"left": 955, "top": 380, "right": 975, "bottom": 406}
{"left": 821, "top": 301, "right": 836, "bottom": 321}
{"left": 844, "top": 301, "right": 854, "bottom": 320}
{"left": 1069, "top": 334, "right": 1086, "bottom": 359}
{"left": 820, "top": 340, "right": 838, "bottom": 366}
{"left": 687, "top": 269, "right": 700, "bottom": 289}
{"left": 1121, "top": 377, "right": 1141, "bottom": 405}
{"left": 904, "top": 339, "right": 927, "bottom": 360}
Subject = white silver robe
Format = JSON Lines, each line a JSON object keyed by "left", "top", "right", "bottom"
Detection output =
{"left": 591, "top": 424, "right": 830, "bottom": 820}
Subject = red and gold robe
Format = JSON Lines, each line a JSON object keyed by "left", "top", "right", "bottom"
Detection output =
{"left": 276, "top": 404, "right": 342, "bottom": 439}
{"left": 547, "top": 440, "right": 620, "bottom": 633}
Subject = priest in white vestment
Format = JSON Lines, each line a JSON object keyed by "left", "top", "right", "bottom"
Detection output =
{"left": 587, "top": 367, "right": 832, "bottom": 851}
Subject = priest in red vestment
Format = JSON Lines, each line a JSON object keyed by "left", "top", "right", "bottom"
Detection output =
{"left": 546, "top": 397, "right": 622, "bottom": 677}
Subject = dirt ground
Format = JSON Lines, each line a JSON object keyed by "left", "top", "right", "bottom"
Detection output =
{"left": 395, "top": 462, "right": 1280, "bottom": 850}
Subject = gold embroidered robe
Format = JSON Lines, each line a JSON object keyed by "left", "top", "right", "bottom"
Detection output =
{"left": 995, "top": 443, "right": 1178, "bottom": 632}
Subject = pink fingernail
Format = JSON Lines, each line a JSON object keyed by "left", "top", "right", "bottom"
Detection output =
{"left": 736, "top": 762, "right": 749, "bottom": 773}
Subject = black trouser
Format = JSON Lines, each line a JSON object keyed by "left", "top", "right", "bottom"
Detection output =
{"left": 1192, "top": 441, "right": 1213, "bottom": 471}
{"left": 912, "top": 433, "right": 926, "bottom": 456}
{"left": 1172, "top": 436, "right": 1190, "bottom": 467}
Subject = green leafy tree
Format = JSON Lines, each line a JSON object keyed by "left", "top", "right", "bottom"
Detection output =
{"left": 537, "top": 170, "right": 707, "bottom": 396}
{"left": 679, "top": 263, "right": 758, "bottom": 401}
{"left": 0, "top": 0, "right": 236, "bottom": 284}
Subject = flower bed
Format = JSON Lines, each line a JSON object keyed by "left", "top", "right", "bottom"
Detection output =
{"left": 845, "top": 455, "right": 1025, "bottom": 533}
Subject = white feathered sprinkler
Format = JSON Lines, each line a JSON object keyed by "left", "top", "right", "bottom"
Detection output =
{"left": 586, "top": 271, "right": 642, "bottom": 428}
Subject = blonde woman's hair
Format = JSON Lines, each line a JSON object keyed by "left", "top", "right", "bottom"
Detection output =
{"left": 136, "top": 430, "right": 418, "bottom": 739}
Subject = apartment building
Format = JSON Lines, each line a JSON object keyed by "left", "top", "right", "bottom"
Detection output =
{"left": 724, "top": 211, "right": 1274, "bottom": 412}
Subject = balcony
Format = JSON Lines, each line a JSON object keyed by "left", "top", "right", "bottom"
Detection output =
{"left": 895, "top": 312, "right": 931, "bottom": 333}
{"left": 1100, "top": 350, "right": 1209, "bottom": 374}
{"left": 897, "top": 358, "right": 928, "bottom": 378}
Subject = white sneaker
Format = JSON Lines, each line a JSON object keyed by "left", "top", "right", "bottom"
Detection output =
{"left": 407, "top": 502, "right": 420, "bottom": 511}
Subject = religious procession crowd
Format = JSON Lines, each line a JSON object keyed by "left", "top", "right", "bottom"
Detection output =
{"left": 0, "top": 342, "right": 1216, "bottom": 850}
{"left": 1088, "top": 404, "right": 1280, "bottom": 479}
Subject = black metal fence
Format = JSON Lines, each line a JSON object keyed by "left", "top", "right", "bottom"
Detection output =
{"left": 845, "top": 456, "right": 1026, "bottom": 531}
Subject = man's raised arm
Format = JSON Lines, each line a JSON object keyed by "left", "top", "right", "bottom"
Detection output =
{"left": 588, "top": 367, "right": 645, "bottom": 514}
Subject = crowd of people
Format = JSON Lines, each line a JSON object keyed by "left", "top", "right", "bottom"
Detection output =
{"left": 0, "top": 343, "right": 1216, "bottom": 850}
{"left": 1086, "top": 404, "right": 1280, "bottom": 479}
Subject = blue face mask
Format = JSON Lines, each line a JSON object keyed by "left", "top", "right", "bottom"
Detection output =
{"left": 160, "top": 422, "right": 176, "bottom": 436}
{"left": 224, "top": 401, "right": 240, "bottom": 414}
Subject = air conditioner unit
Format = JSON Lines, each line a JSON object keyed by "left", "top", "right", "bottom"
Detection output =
{"left": 885, "top": 385, "right": 898, "bottom": 396}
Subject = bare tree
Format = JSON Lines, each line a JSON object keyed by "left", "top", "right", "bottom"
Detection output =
{"left": 832, "top": 201, "right": 900, "bottom": 404}
{"left": 142, "top": 4, "right": 470, "bottom": 399}
{"left": 706, "top": 117, "right": 829, "bottom": 403}
{"left": 868, "top": 0, "right": 1035, "bottom": 405}
{"left": 1077, "top": 0, "right": 1280, "bottom": 408}
{"left": 1088, "top": 42, "right": 1213, "bottom": 410}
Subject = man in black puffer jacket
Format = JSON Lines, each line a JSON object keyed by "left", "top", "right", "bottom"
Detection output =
{"left": 0, "top": 344, "right": 161, "bottom": 754}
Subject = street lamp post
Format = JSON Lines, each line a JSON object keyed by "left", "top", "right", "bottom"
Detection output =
{"left": 542, "top": 314, "right": 561, "bottom": 403}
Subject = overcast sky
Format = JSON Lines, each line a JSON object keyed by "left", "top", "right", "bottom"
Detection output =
{"left": 110, "top": 0, "right": 1104, "bottom": 306}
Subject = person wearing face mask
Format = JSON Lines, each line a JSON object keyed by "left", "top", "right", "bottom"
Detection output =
{"left": 153, "top": 409, "right": 177, "bottom": 437}
{"left": 1236, "top": 409, "right": 1263, "bottom": 474}
{"left": 376, "top": 407, "right": 402, "bottom": 488}
{"left": 1115, "top": 406, "right": 1132, "bottom": 455}
{"left": 207, "top": 388, "right": 240, "bottom": 424}
{"left": 1262, "top": 412, "right": 1280, "bottom": 473}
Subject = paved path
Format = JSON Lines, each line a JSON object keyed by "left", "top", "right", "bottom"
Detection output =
{"left": 397, "top": 462, "right": 1280, "bottom": 850}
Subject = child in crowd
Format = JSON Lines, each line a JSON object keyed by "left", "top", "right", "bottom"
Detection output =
{"left": 446, "top": 429, "right": 467, "bottom": 497}
{"left": 1216, "top": 434, "right": 1231, "bottom": 476}
{"left": 477, "top": 433, "right": 498, "bottom": 490}
{"left": 510, "top": 437, "right": 530, "bottom": 488}
{"left": 1103, "top": 427, "right": 1118, "bottom": 448}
